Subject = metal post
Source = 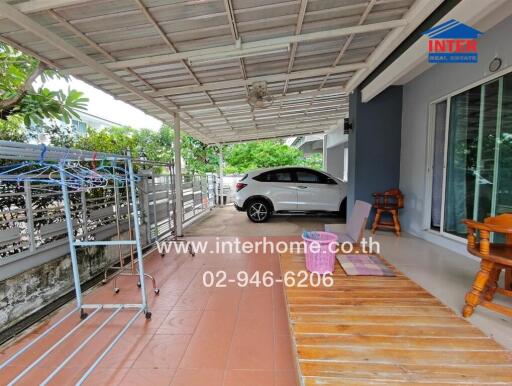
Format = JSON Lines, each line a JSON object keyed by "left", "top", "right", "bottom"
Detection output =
{"left": 151, "top": 170, "right": 158, "bottom": 239}
{"left": 126, "top": 153, "right": 149, "bottom": 315}
{"left": 322, "top": 133, "right": 328, "bottom": 172}
{"left": 173, "top": 113, "right": 184, "bottom": 236}
{"left": 59, "top": 165, "right": 83, "bottom": 312}
{"left": 219, "top": 145, "right": 224, "bottom": 207}
{"left": 80, "top": 190, "right": 88, "bottom": 239}
{"left": 141, "top": 175, "right": 151, "bottom": 243}
{"left": 23, "top": 180, "right": 35, "bottom": 252}
{"left": 169, "top": 161, "right": 178, "bottom": 236}
{"left": 165, "top": 172, "right": 173, "bottom": 236}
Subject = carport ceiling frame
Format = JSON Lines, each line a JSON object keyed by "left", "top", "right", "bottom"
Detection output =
{"left": 0, "top": 0, "right": 439, "bottom": 144}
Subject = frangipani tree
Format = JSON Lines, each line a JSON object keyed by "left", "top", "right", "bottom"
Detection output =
{"left": 0, "top": 42, "right": 88, "bottom": 128}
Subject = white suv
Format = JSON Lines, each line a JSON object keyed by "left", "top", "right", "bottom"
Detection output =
{"left": 234, "top": 167, "right": 347, "bottom": 222}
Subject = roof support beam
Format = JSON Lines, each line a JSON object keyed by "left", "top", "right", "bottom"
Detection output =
{"left": 345, "top": 0, "right": 442, "bottom": 92}
{"left": 283, "top": 0, "right": 308, "bottom": 94}
{"left": 193, "top": 101, "right": 348, "bottom": 120}
{"left": 66, "top": 19, "right": 407, "bottom": 75}
{"left": 48, "top": 9, "right": 156, "bottom": 91}
{"left": 217, "top": 129, "right": 326, "bottom": 144}
{"left": 150, "top": 63, "right": 363, "bottom": 97}
{"left": 212, "top": 120, "right": 344, "bottom": 138}
{"left": 13, "top": 0, "right": 94, "bottom": 14}
{"left": 318, "top": 0, "right": 376, "bottom": 90}
{"left": 0, "top": 1, "right": 208, "bottom": 139}
{"left": 203, "top": 113, "right": 346, "bottom": 130}
{"left": 47, "top": 8, "right": 207, "bottom": 133}
{"left": 160, "top": 88, "right": 346, "bottom": 113}
{"left": 133, "top": 0, "right": 233, "bottom": 131}
{"left": 212, "top": 121, "right": 342, "bottom": 137}
{"left": 222, "top": 0, "right": 256, "bottom": 131}
{"left": 293, "top": 0, "right": 376, "bottom": 126}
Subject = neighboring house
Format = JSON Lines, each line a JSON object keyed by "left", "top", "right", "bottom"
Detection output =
{"left": 31, "top": 110, "right": 123, "bottom": 143}
{"left": 70, "top": 110, "right": 123, "bottom": 136}
{"left": 289, "top": 134, "right": 323, "bottom": 154}
{"left": 289, "top": 123, "right": 348, "bottom": 181}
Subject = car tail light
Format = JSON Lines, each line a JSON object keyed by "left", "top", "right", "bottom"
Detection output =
{"left": 236, "top": 182, "right": 247, "bottom": 192}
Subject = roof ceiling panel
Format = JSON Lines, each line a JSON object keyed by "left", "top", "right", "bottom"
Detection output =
{"left": 0, "top": 0, "right": 434, "bottom": 143}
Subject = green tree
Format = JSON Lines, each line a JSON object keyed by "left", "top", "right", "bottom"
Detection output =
{"left": 223, "top": 140, "right": 322, "bottom": 174}
{"left": 181, "top": 134, "right": 219, "bottom": 174}
{"left": 0, "top": 115, "right": 26, "bottom": 142}
{"left": 75, "top": 126, "right": 140, "bottom": 156}
{"left": 0, "top": 42, "right": 88, "bottom": 127}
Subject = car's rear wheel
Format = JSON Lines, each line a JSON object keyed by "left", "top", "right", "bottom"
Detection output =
{"left": 246, "top": 200, "right": 271, "bottom": 223}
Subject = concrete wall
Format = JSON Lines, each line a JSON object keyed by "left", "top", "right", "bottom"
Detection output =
{"left": 323, "top": 126, "right": 348, "bottom": 180}
{"left": 324, "top": 143, "right": 346, "bottom": 180}
{"left": 400, "top": 16, "right": 512, "bottom": 253}
{"left": 0, "top": 226, "right": 143, "bottom": 337}
{"left": 348, "top": 86, "right": 403, "bottom": 222}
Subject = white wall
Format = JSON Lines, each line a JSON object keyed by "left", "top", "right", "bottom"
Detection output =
{"left": 325, "top": 143, "right": 346, "bottom": 180}
{"left": 323, "top": 126, "right": 348, "bottom": 180}
{"left": 400, "top": 16, "right": 512, "bottom": 253}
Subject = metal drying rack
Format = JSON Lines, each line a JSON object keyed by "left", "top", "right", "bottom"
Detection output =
{"left": 0, "top": 141, "right": 154, "bottom": 385}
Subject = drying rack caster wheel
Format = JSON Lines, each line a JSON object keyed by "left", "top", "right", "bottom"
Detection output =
{"left": 101, "top": 279, "right": 107, "bottom": 285}
{"left": 114, "top": 288, "right": 120, "bottom": 294}
{"left": 160, "top": 253, "right": 165, "bottom": 257}
{"left": 145, "top": 312, "right": 152, "bottom": 320}
{"left": 137, "top": 282, "right": 141, "bottom": 288}
{"left": 154, "top": 288, "right": 160, "bottom": 295}
{"left": 80, "top": 310, "right": 88, "bottom": 320}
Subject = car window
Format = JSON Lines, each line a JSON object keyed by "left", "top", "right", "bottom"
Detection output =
{"left": 269, "top": 170, "right": 293, "bottom": 182}
{"left": 294, "top": 169, "right": 337, "bottom": 184}
{"left": 253, "top": 172, "right": 269, "bottom": 182}
{"left": 255, "top": 170, "right": 293, "bottom": 182}
{"left": 295, "top": 170, "right": 321, "bottom": 183}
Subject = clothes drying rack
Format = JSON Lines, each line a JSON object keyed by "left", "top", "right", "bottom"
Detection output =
{"left": 101, "top": 159, "right": 161, "bottom": 295}
{"left": 0, "top": 142, "right": 153, "bottom": 385}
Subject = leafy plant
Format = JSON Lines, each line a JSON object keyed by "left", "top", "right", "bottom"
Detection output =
{"left": 223, "top": 140, "right": 322, "bottom": 174}
{"left": 0, "top": 42, "right": 88, "bottom": 127}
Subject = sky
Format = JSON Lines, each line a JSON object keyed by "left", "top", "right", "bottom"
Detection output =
{"left": 36, "top": 76, "right": 162, "bottom": 131}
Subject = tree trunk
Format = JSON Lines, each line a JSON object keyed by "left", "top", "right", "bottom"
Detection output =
{"left": 0, "top": 62, "right": 47, "bottom": 119}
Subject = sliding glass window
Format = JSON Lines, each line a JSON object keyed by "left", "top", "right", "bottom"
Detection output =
{"left": 439, "top": 72, "right": 512, "bottom": 238}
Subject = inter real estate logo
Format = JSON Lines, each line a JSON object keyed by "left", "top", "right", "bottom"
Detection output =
{"left": 423, "top": 19, "right": 483, "bottom": 64}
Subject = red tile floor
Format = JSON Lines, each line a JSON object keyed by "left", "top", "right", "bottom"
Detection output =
{"left": 0, "top": 236, "right": 298, "bottom": 386}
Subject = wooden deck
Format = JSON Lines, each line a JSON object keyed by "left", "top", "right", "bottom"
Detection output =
{"left": 279, "top": 252, "right": 512, "bottom": 386}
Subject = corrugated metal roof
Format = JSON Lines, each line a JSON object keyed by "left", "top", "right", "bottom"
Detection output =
{"left": 0, "top": 0, "right": 434, "bottom": 144}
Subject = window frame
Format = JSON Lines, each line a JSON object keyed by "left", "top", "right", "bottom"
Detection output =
{"left": 424, "top": 66, "right": 512, "bottom": 244}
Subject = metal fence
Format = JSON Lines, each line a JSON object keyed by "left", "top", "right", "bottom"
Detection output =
{"left": 182, "top": 174, "right": 216, "bottom": 222}
{"left": 0, "top": 142, "right": 216, "bottom": 282}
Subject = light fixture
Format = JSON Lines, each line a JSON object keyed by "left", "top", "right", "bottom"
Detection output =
{"left": 188, "top": 43, "right": 290, "bottom": 65}
{"left": 489, "top": 57, "right": 502, "bottom": 72}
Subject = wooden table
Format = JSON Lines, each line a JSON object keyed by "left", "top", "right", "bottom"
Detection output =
{"left": 279, "top": 252, "right": 512, "bottom": 386}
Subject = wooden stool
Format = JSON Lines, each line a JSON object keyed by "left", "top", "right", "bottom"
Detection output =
{"left": 463, "top": 214, "right": 512, "bottom": 318}
{"left": 371, "top": 189, "right": 404, "bottom": 236}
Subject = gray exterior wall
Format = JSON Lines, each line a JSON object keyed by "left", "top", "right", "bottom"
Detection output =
{"left": 400, "top": 16, "right": 512, "bottom": 253}
{"left": 348, "top": 86, "right": 403, "bottom": 223}
{"left": 325, "top": 142, "right": 346, "bottom": 180}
